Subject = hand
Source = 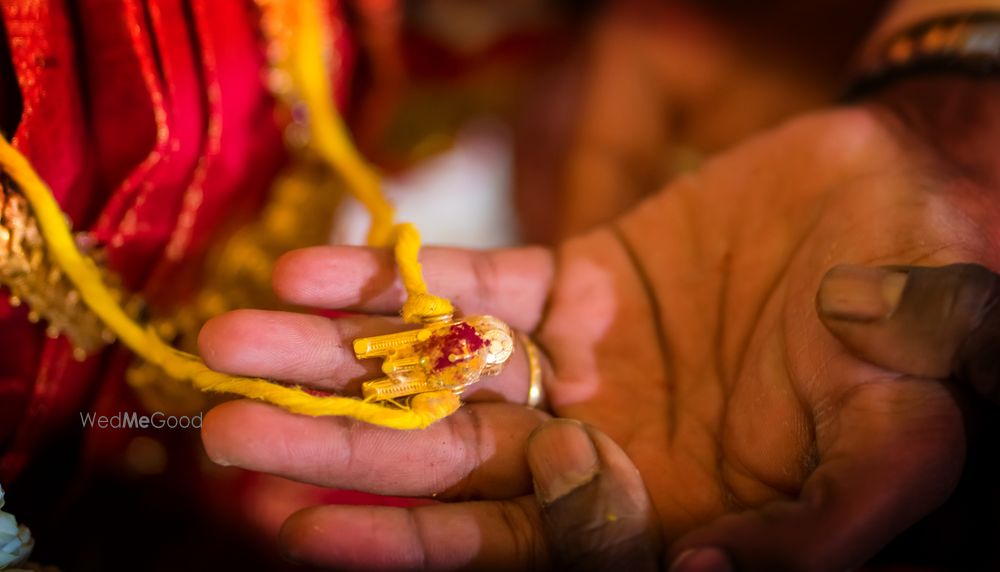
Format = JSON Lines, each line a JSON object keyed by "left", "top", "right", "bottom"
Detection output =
{"left": 524, "top": 263, "right": 1000, "bottom": 572}
{"left": 198, "top": 97, "right": 998, "bottom": 570}
{"left": 819, "top": 262, "right": 1000, "bottom": 569}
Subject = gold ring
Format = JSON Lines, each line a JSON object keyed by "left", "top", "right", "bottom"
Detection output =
{"left": 518, "top": 332, "right": 545, "bottom": 408}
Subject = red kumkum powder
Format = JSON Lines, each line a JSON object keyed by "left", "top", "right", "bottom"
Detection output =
{"left": 429, "top": 322, "right": 485, "bottom": 371}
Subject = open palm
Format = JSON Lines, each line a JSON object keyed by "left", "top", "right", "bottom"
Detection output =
{"left": 198, "top": 107, "right": 992, "bottom": 570}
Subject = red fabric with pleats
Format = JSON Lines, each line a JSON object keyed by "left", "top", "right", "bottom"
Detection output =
{"left": 0, "top": 7, "right": 432, "bottom": 559}
{"left": 0, "top": 0, "right": 102, "bottom": 485}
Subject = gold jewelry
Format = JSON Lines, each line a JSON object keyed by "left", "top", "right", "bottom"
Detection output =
{"left": 354, "top": 315, "right": 515, "bottom": 402}
{"left": 0, "top": 178, "right": 129, "bottom": 360}
{"left": 519, "top": 332, "right": 545, "bottom": 408}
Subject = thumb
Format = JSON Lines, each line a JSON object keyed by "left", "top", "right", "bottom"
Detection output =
{"left": 817, "top": 263, "right": 1000, "bottom": 402}
{"left": 526, "top": 419, "right": 661, "bottom": 572}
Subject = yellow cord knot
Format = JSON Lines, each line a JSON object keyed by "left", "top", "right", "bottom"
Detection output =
{"left": 401, "top": 293, "right": 455, "bottom": 324}
{"left": 393, "top": 222, "right": 454, "bottom": 323}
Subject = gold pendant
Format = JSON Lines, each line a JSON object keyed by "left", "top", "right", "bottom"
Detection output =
{"left": 354, "top": 315, "right": 514, "bottom": 402}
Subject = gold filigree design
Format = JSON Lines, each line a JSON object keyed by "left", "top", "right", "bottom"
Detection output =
{"left": 354, "top": 315, "right": 514, "bottom": 402}
{"left": 0, "top": 176, "right": 138, "bottom": 360}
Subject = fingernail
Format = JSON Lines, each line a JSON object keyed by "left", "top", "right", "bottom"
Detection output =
{"left": 670, "top": 547, "right": 732, "bottom": 572}
{"left": 527, "top": 419, "right": 599, "bottom": 505}
{"left": 818, "top": 265, "right": 908, "bottom": 322}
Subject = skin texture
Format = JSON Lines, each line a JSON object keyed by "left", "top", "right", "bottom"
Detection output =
{"left": 197, "top": 97, "right": 1000, "bottom": 570}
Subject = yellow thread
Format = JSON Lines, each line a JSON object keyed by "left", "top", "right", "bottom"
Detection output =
{"left": 290, "top": 0, "right": 394, "bottom": 247}
{"left": 291, "top": 0, "right": 452, "bottom": 324}
{"left": 395, "top": 223, "right": 454, "bottom": 322}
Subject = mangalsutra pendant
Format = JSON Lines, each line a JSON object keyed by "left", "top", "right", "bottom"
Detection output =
{"left": 354, "top": 315, "right": 514, "bottom": 402}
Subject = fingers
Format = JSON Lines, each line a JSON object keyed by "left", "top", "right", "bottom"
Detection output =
{"left": 198, "top": 310, "right": 399, "bottom": 392}
{"left": 527, "top": 419, "right": 661, "bottom": 572}
{"left": 201, "top": 400, "right": 549, "bottom": 499}
{"left": 275, "top": 419, "right": 662, "bottom": 571}
{"left": 818, "top": 263, "right": 1000, "bottom": 402}
{"left": 279, "top": 498, "right": 547, "bottom": 571}
{"left": 272, "top": 245, "right": 555, "bottom": 332}
{"left": 198, "top": 309, "right": 544, "bottom": 404}
{"left": 668, "top": 378, "right": 965, "bottom": 572}
{"left": 202, "top": 244, "right": 557, "bottom": 404}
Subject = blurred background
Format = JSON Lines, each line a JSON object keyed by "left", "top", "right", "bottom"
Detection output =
{"left": 15, "top": 1, "right": 993, "bottom": 570}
